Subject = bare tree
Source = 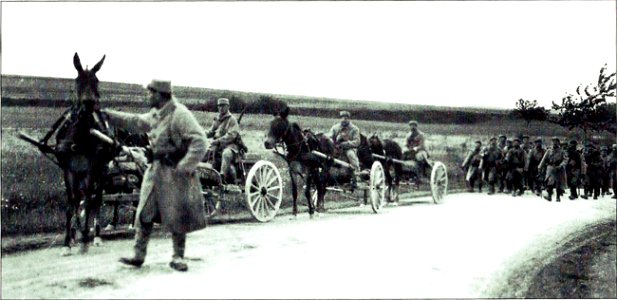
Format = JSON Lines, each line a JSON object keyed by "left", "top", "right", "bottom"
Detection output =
{"left": 550, "top": 64, "right": 616, "bottom": 139}
{"left": 510, "top": 98, "right": 549, "bottom": 127}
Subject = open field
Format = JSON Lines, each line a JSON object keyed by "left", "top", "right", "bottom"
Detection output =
{"left": 1, "top": 103, "right": 581, "bottom": 237}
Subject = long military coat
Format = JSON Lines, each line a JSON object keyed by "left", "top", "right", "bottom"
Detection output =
{"left": 105, "top": 98, "right": 207, "bottom": 233}
{"left": 328, "top": 122, "right": 361, "bottom": 150}
{"left": 538, "top": 146, "right": 567, "bottom": 189}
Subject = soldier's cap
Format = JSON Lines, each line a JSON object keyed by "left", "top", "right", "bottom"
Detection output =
{"left": 534, "top": 137, "right": 543, "bottom": 143}
{"left": 569, "top": 139, "right": 578, "bottom": 145}
{"left": 551, "top": 136, "right": 560, "bottom": 142}
{"left": 340, "top": 111, "right": 351, "bottom": 117}
{"left": 522, "top": 135, "right": 530, "bottom": 139}
{"left": 217, "top": 98, "right": 230, "bottom": 106}
{"left": 146, "top": 79, "right": 172, "bottom": 94}
{"left": 512, "top": 138, "right": 521, "bottom": 142}
{"left": 499, "top": 134, "right": 507, "bottom": 139}
{"left": 408, "top": 120, "right": 418, "bottom": 126}
{"left": 489, "top": 137, "right": 497, "bottom": 142}
{"left": 475, "top": 140, "right": 482, "bottom": 144}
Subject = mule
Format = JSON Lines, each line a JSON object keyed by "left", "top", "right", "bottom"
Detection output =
{"left": 48, "top": 53, "right": 116, "bottom": 255}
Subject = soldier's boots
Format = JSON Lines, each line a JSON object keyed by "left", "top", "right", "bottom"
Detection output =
{"left": 119, "top": 257, "right": 144, "bottom": 267}
{"left": 569, "top": 188, "right": 578, "bottom": 200}
{"left": 169, "top": 257, "right": 188, "bottom": 272}
{"left": 487, "top": 185, "right": 495, "bottom": 195}
{"left": 544, "top": 191, "right": 553, "bottom": 202}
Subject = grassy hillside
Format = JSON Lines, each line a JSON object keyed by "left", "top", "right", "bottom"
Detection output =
{"left": 2, "top": 74, "right": 509, "bottom": 124}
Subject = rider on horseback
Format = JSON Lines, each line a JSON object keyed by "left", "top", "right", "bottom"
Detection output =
{"left": 328, "top": 111, "right": 364, "bottom": 187}
{"left": 206, "top": 98, "right": 245, "bottom": 185}
{"left": 404, "top": 120, "right": 432, "bottom": 181}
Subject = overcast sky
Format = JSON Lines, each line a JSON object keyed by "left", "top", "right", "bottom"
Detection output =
{"left": 2, "top": 1, "right": 615, "bottom": 109}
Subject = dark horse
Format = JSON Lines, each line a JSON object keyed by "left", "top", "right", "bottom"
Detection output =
{"left": 264, "top": 105, "right": 379, "bottom": 217}
{"left": 264, "top": 106, "right": 333, "bottom": 217}
{"left": 41, "top": 53, "right": 116, "bottom": 255}
{"left": 367, "top": 134, "right": 404, "bottom": 202}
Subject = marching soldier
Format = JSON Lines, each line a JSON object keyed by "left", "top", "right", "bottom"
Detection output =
{"left": 521, "top": 135, "right": 531, "bottom": 191}
{"left": 328, "top": 111, "right": 362, "bottom": 189}
{"left": 538, "top": 137, "right": 567, "bottom": 202}
{"left": 565, "top": 139, "right": 583, "bottom": 200}
{"left": 480, "top": 137, "right": 503, "bottom": 195}
{"left": 497, "top": 134, "right": 508, "bottom": 193}
{"left": 504, "top": 138, "right": 526, "bottom": 196}
{"left": 526, "top": 137, "right": 545, "bottom": 196}
{"left": 609, "top": 144, "right": 617, "bottom": 199}
{"left": 600, "top": 145, "right": 612, "bottom": 197}
{"left": 503, "top": 138, "right": 515, "bottom": 193}
{"left": 461, "top": 140, "right": 483, "bottom": 193}
{"left": 582, "top": 142, "right": 602, "bottom": 200}
{"left": 104, "top": 79, "right": 207, "bottom": 272}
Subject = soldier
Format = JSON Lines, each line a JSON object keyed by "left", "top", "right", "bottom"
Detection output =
{"left": 565, "top": 139, "right": 583, "bottom": 200}
{"left": 497, "top": 134, "right": 508, "bottom": 193}
{"left": 404, "top": 120, "right": 432, "bottom": 182}
{"left": 525, "top": 137, "right": 546, "bottom": 196}
{"left": 104, "top": 79, "right": 207, "bottom": 272}
{"left": 609, "top": 144, "right": 617, "bottom": 199}
{"left": 538, "top": 137, "right": 567, "bottom": 202}
{"left": 600, "top": 145, "right": 612, "bottom": 197}
{"left": 328, "top": 111, "right": 362, "bottom": 188}
{"left": 206, "top": 97, "right": 244, "bottom": 185}
{"left": 582, "top": 142, "right": 602, "bottom": 200}
{"left": 504, "top": 138, "right": 526, "bottom": 196}
{"left": 521, "top": 135, "right": 531, "bottom": 191}
{"left": 503, "top": 138, "right": 514, "bottom": 193}
{"left": 461, "top": 140, "right": 483, "bottom": 193}
{"left": 480, "top": 137, "right": 503, "bottom": 195}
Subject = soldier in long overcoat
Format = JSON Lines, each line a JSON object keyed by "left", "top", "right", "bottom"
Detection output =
{"left": 538, "top": 137, "right": 567, "bottom": 202}
{"left": 497, "top": 134, "right": 508, "bottom": 193}
{"left": 582, "top": 142, "right": 603, "bottom": 200}
{"left": 600, "top": 145, "right": 612, "bottom": 197}
{"left": 461, "top": 140, "right": 483, "bottom": 192}
{"left": 565, "top": 140, "right": 583, "bottom": 200}
{"left": 609, "top": 144, "right": 617, "bottom": 199}
{"left": 521, "top": 135, "right": 531, "bottom": 190}
{"left": 504, "top": 138, "right": 526, "bottom": 196}
{"left": 525, "top": 138, "right": 545, "bottom": 196}
{"left": 104, "top": 80, "right": 207, "bottom": 272}
{"left": 480, "top": 137, "right": 502, "bottom": 195}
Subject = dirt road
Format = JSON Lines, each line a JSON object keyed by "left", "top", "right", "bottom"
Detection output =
{"left": 2, "top": 193, "right": 615, "bottom": 299}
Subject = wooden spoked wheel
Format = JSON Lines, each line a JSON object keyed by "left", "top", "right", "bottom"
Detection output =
{"left": 369, "top": 161, "right": 386, "bottom": 213}
{"left": 430, "top": 161, "right": 448, "bottom": 204}
{"left": 245, "top": 160, "right": 283, "bottom": 222}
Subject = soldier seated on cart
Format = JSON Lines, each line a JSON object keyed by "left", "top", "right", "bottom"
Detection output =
{"left": 205, "top": 98, "right": 247, "bottom": 186}
{"left": 327, "top": 110, "right": 366, "bottom": 187}
{"left": 403, "top": 120, "right": 432, "bottom": 183}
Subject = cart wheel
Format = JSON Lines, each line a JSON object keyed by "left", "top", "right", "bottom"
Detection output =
{"left": 385, "top": 184, "right": 399, "bottom": 203}
{"left": 430, "top": 161, "right": 448, "bottom": 204}
{"left": 245, "top": 160, "right": 283, "bottom": 222}
{"left": 370, "top": 161, "right": 386, "bottom": 213}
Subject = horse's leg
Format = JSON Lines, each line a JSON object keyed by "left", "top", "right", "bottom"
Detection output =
{"left": 62, "top": 171, "right": 76, "bottom": 256}
{"left": 305, "top": 169, "right": 314, "bottom": 218}
{"left": 288, "top": 166, "right": 298, "bottom": 218}
{"left": 78, "top": 175, "right": 92, "bottom": 254}
{"left": 92, "top": 184, "right": 104, "bottom": 246}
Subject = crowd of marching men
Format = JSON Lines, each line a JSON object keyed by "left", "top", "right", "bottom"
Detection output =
{"left": 461, "top": 135, "right": 617, "bottom": 202}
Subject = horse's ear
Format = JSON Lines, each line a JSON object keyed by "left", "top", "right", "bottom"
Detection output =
{"left": 73, "top": 52, "right": 84, "bottom": 73}
{"left": 280, "top": 105, "right": 290, "bottom": 119}
{"left": 91, "top": 55, "right": 106, "bottom": 74}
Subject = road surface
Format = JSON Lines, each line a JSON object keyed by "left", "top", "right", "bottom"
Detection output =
{"left": 2, "top": 193, "right": 615, "bottom": 299}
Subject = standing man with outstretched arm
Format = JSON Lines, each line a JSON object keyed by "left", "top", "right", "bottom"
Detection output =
{"left": 103, "top": 80, "right": 207, "bottom": 272}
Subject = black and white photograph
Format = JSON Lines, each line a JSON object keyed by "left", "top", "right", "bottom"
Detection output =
{"left": 1, "top": 1, "right": 616, "bottom": 298}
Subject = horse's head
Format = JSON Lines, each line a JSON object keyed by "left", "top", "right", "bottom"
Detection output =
{"left": 368, "top": 132, "right": 384, "bottom": 154}
{"left": 264, "top": 105, "right": 291, "bottom": 149}
{"left": 73, "top": 52, "right": 105, "bottom": 112}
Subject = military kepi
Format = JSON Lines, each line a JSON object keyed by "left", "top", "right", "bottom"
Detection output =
{"left": 217, "top": 98, "right": 230, "bottom": 106}
{"left": 146, "top": 79, "right": 172, "bottom": 94}
{"left": 340, "top": 111, "right": 350, "bottom": 117}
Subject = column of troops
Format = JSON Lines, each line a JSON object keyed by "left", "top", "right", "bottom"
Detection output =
{"left": 461, "top": 135, "right": 617, "bottom": 202}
